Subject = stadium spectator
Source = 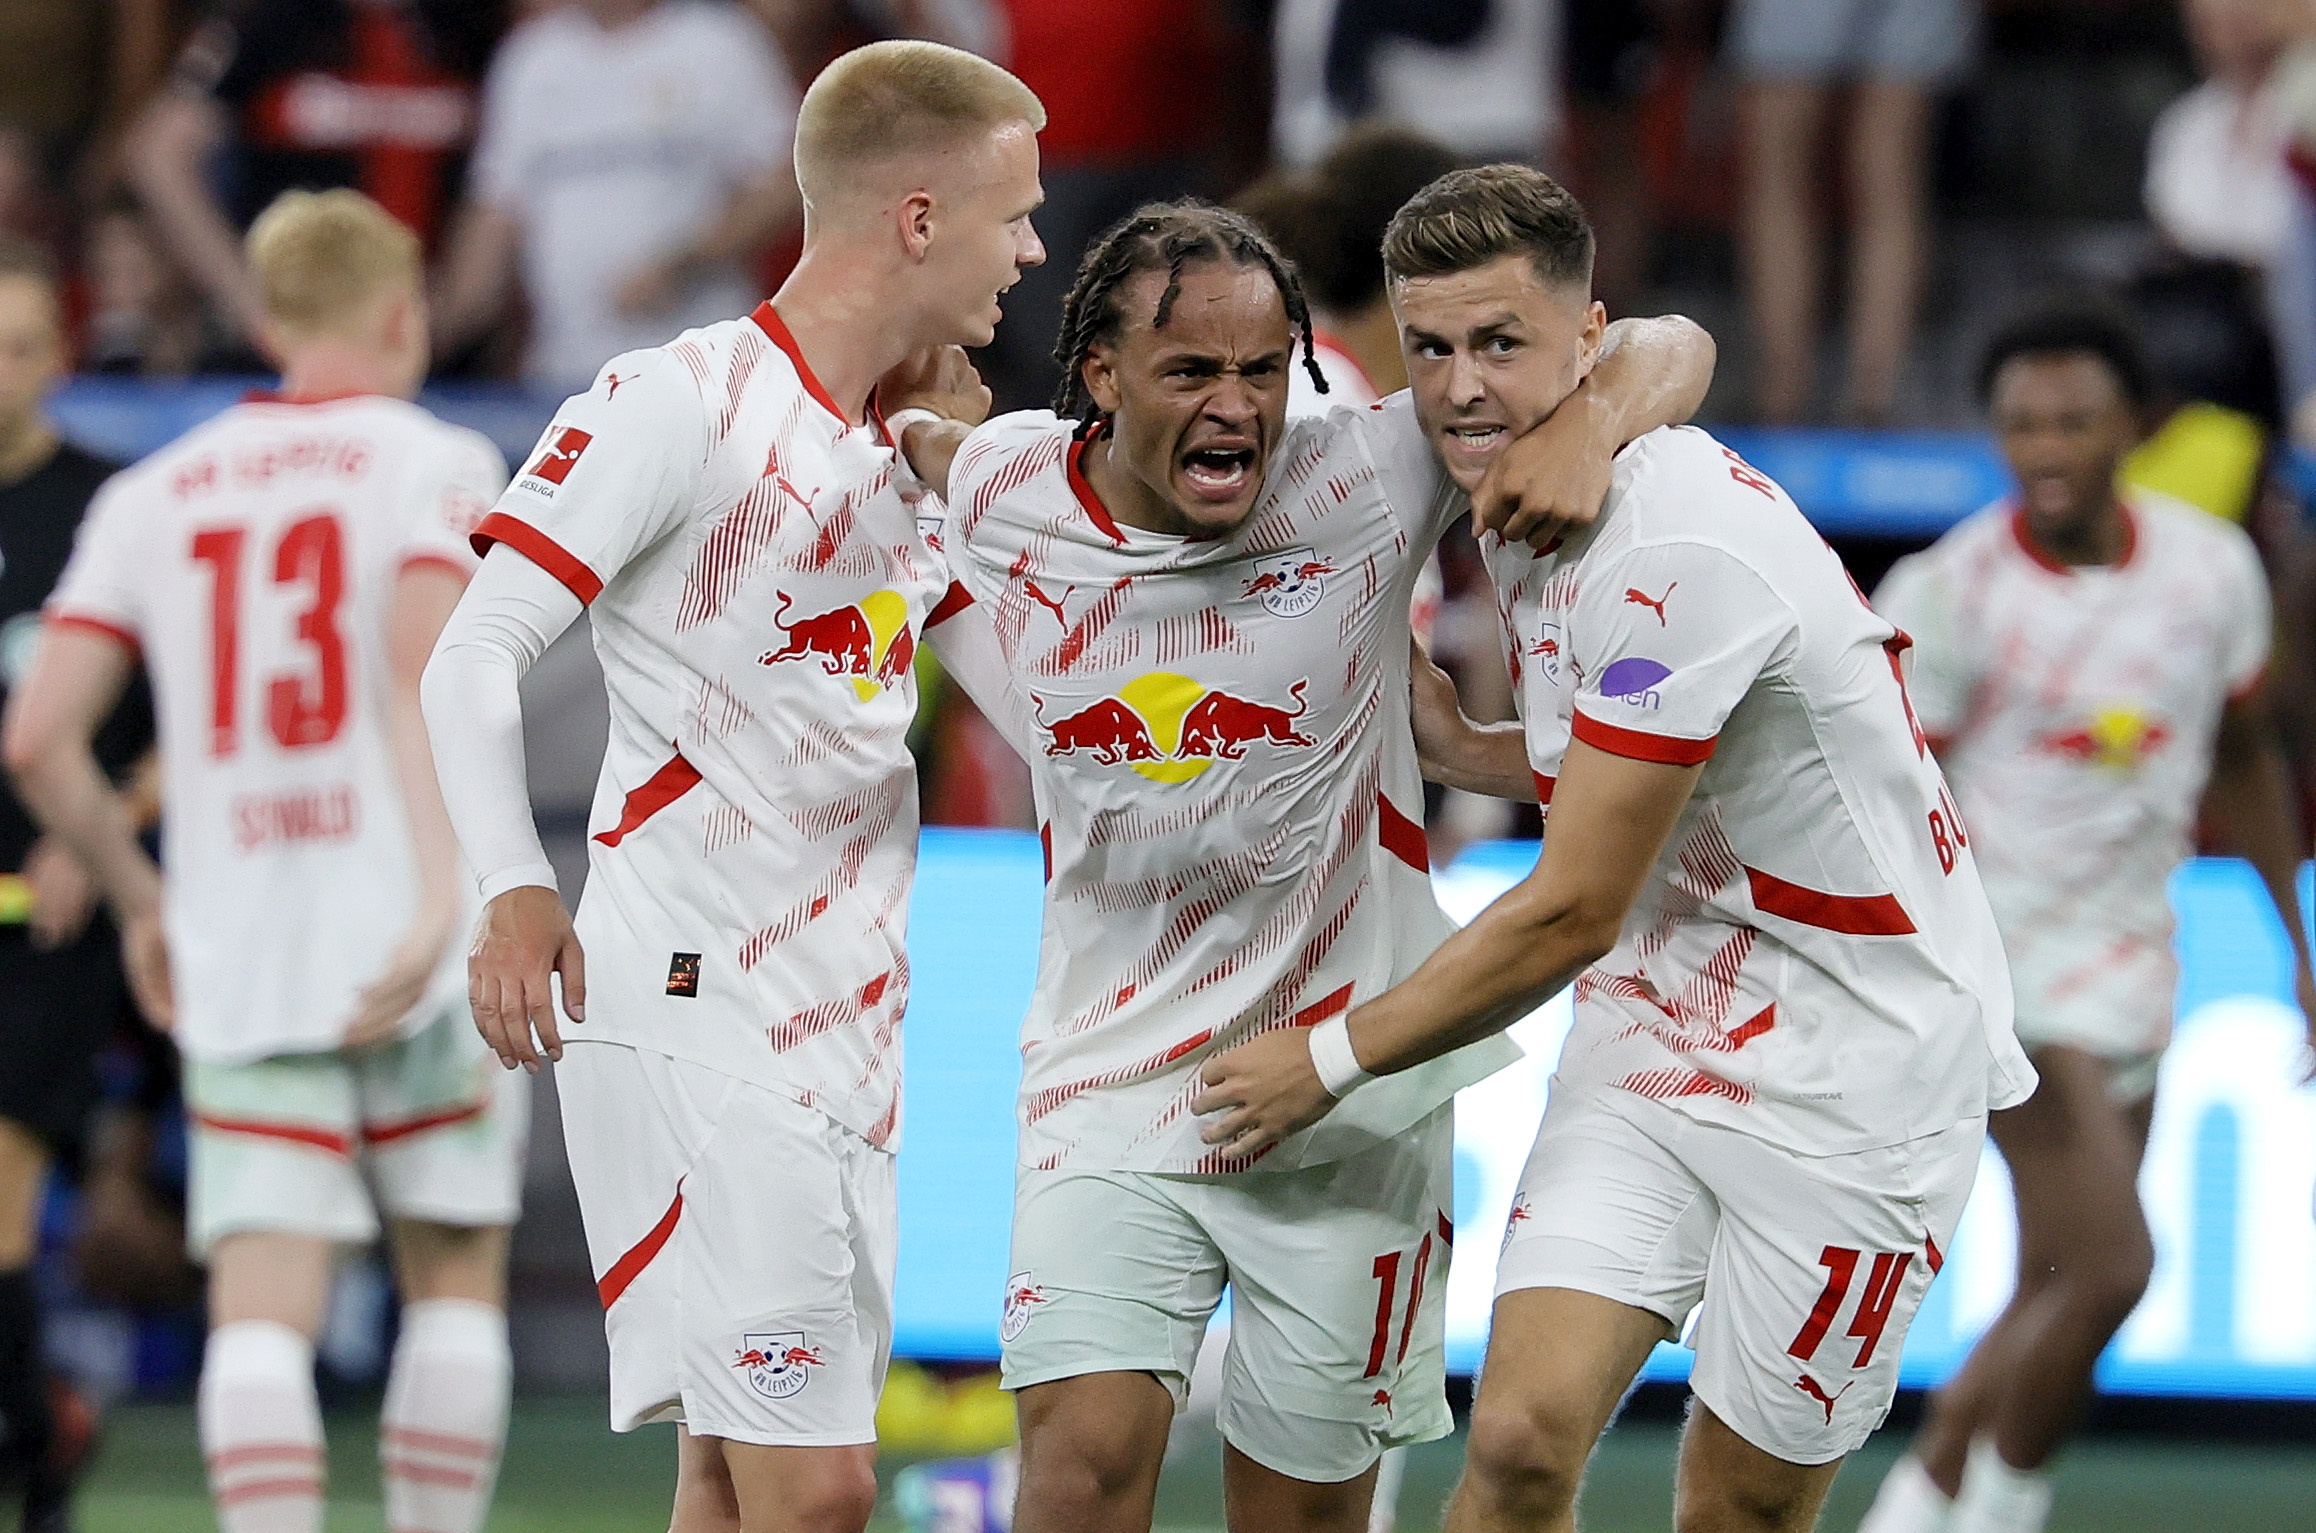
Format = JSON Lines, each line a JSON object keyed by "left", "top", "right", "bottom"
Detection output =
{"left": 430, "top": 0, "right": 802, "bottom": 394}
{"left": 2146, "top": 0, "right": 2295, "bottom": 271}
{"left": 974, "top": 0, "right": 1240, "bottom": 410}
{"left": 82, "top": 195, "right": 219, "bottom": 374}
{"left": 0, "top": 236, "right": 154, "bottom": 1533}
{"left": 0, "top": 0, "right": 179, "bottom": 202}
{"left": 1732, "top": 0, "right": 1977, "bottom": 423}
{"left": 1269, "top": 0, "right": 1558, "bottom": 169}
{"left": 124, "top": 0, "right": 501, "bottom": 350}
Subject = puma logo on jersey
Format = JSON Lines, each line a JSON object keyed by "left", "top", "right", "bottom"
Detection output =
{"left": 604, "top": 372, "right": 634, "bottom": 399}
{"left": 1793, "top": 1373, "right": 1852, "bottom": 1424}
{"left": 1025, "top": 581, "right": 1070, "bottom": 627}
{"left": 1625, "top": 583, "right": 1676, "bottom": 625}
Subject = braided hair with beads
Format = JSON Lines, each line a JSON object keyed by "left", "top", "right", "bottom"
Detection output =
{"left": 1050, "top": 200, "right": 1329, "bottom": 424}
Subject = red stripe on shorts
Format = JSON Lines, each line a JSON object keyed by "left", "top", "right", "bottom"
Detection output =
{"left": 194, "top": 1114, "right": 352, "bottom": 1157}
{"left": 363, "top": 1099, "right": 486, "bottom": 1145}
{"left": 597, "top": 1187, "right": 684, "bottom": 1310}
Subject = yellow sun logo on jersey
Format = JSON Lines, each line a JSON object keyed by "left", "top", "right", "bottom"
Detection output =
{"left": 2039, "top": 703, "right": 2171, "bottom": 772}
{"left": 1035, "top": 671, "right": 1316, "bottom": 783}
{"left": 759, "top": 588, "right": 915, "bottom": 701}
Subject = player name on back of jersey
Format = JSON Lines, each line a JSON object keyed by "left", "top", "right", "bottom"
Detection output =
{"left": 168, "top": 432, "right": 375, "bottom": 500}
{"left": 232, "top": 783, "right": 358, "bottom": 852}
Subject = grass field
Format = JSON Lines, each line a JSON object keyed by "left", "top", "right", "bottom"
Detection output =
{"left": 43, "top": 1395, "right": 2316, "bottom": 1531}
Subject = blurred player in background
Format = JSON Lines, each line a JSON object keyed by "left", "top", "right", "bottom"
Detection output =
{"left": 1197, "top": 166, "right": 2034, "bottom": 1533}
{"left": 0, "top": 238, "right": 155, "bottom": 1533}
{"left": 4, "top": 189, "right": 521, "bottom": 1533}
{"left": 421, "top": 40, "right": 1037, "bottom": 1533}
{"left": 895, "top": 198, "right": 1713, "bottom": 1533}
{"left": 1858, "top": 308, "right": 2316, "bottom": 1533}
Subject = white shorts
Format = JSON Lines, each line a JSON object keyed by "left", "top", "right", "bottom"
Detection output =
{"left": 556, "top": 1039, "right": 895, "bottom": 1445}
{"left": 183, "top": 1010, "right": 527, "bottom": 1256}
{"left": 2005, "top": 922, "right": 2173, "bottom": 1101}
{"left": 1495, "top": 1087, "right": 1981, "bottom": 1465}
{"left": 1002, "top": 1106, "right": 1455, "bottom": 1483}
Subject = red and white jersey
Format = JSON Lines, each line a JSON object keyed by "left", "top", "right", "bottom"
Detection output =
{"left": 942, "top": 395, "right": 1518, "bottom": 1174}
{"left": 474, "top": 304, "right": 963, "bottom": 1149}
{"left": 1873, "top": 493, "right": 2269, "bottom": 1025}
{"left": 49, "top": 394, "right": 503, "bottom": 1064}
{"left": 1488, "top": 426, "right": 2034, "bottom": 1154}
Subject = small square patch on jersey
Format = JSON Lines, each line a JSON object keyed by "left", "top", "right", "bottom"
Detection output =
{"left": 666, "top": 953, "right": 701, "bottom": 997}
{"left": 521, "top": 426, "right": 592, "bottom": 491}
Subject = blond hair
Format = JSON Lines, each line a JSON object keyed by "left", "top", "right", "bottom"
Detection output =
{"left": 793, "top": 40, "right": 1045, "bottom": 207}
{"left": 244, "top": 189, "right": 421, "bottom": 336}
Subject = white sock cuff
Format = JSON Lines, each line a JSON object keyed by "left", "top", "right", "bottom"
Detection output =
{"left": 1959, "top": 1435, "right": 2053, "bottom": 1528}
{"left": 397, "top": 1299, "right": 508, "bottom": 1356}
{"left": 206, "top": 1320, "right": 315, "bottom": 1380}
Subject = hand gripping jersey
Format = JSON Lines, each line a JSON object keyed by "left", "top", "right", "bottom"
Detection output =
{"left": 943, "top": 395, "right": 1518, "bottom": 1174}
{"left": 48, "top": 394, "right": 504, "bottom": 1063}
{"left": 1487, "top": 427, "right": 2035, "bottom": 1153}
{"left": 473, "top": 305, "right": 964, "bottom": 1149}
{"left": 1874, "top": 492, "right": 2270, "bottom": 1052}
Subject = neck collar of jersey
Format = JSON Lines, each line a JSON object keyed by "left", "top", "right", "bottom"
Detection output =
{"left": 1066, "top": 419, "right": 1130, "bottom": 545}
{"left": 2009, "top": 499, "right": 2136, "bottom": 574}
{"left": 242, "top": 388, "right": 382, "bottom": 408}
{"left": 749, "top": 302, "right": 851, "bottom": 426}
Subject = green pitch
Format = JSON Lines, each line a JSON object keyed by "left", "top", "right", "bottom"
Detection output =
{"left": 50, "top": 1396, "right": 2316, "bottom": 1531}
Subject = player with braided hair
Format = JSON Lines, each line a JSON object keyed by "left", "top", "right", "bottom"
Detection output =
{"left": 1049, "top": 201, "right": 1329, "bottom": 421}
{"left": 893, "top": 193, "right": 1716, "bottom": 1533}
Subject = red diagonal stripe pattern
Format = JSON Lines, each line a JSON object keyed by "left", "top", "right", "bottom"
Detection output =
{"left": 195, "top": 1114, "right": 351, "bottom": 1156}
{"left": 1744, "top": 866, "right": 1916, "bottom": 935}
{"left": 598, "top": 1187, "right": 683, "bottom": 1310}
{"left": 594, "top": 749, "right": 703, "bottom": 847}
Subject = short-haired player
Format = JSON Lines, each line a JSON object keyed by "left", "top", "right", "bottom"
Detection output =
{"left": 1196, "top": 166, "right": 2035, "bottom": 1533}
{"left": 420, "top": 40, "right": 1041, "bottom": 1533}
{"left": 5, "top": 188, "right": 522, "bottom": 1533}
{"left": 894, "top": 199, "right": 1714, "bottom": 1533}
{"left": 1855, "top": 307, "right": 2316, "bottom": 1533}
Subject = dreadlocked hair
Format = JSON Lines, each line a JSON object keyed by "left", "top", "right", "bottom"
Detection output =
{"left": 1050, "top": 199, "right": 1327, "bottom": 422}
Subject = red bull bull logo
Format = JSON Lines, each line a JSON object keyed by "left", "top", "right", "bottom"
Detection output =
{"left": 1001, "top": 1270, "right": 1050, "bottom": 1342}
{"left": 1035, "top": 672, "right": 1316, "bottom": 782}
{"left": 2038, "top": 703, "right": 2169, "bottom": 772}
{"left": 734, "top": 1331, "right": 823, "bottom": 1400}
{"left": 759, "top": 589, "right": 914, "bottom": 701}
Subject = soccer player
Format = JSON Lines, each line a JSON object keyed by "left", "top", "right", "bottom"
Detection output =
{"left": 418, "top": 41, "right": 1041, "bottom": 1533}
{"left": 1194, "top": 166, "right": 2035, "bottom": 1533}
{"left": 1854, "top": 308, "right": 2316, "bottom": 1533}
{"left": 0, "top": 238, "right": 153, "bottom": 1533}
{"left": 891, "top": 199, "right": 1714, "bottom": 1533}
{"left": 4, "top": 189, "right": 520, "bottom": 1533}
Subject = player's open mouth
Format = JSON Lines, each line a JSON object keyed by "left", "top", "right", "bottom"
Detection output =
{"left": 1180, "top": 446, "right": 1257, "bottom": 499}
{"left": 1445, "top": 424, "right": 1506, "bottom": 451}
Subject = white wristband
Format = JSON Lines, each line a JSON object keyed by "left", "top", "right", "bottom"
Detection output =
{"left": 884, "top": 407, "right": 944, "bottom": 444}
{"left": 1308, "top": 1017, "right": 1373, "bottom": 1097}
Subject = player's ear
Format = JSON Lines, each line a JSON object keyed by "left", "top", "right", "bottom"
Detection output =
{"left": 1576, "top": 299, "right": 1608, "bottom": 379}
{"left": 897, "top": 188, "right": 937, "bottom": 262}
{"left": 1083, "top": 343, "right": 1123, "bottom": 416}
{"left": 252, "top": 316, "right": 290, "bottom": 373}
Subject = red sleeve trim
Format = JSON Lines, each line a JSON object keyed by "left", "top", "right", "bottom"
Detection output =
{"left": 594, "top": 748, "right": 703, "bottom": 847}
{"left": 397, "top": 552, "right": 474, "bottom": 583}
{"left": 1571, "top": 711, "right": 1718, "bottom": 766}
{"left": 927, "top": 580, "right": 975, "bottom": 628}
{"left": 1744, "top": 865, "right": 1917, "bottom": 936}
{"left": 43, "top": 612, "right": 141, "bottom": 656}
{"left": 1925, "top": 1234, "right": 1944, "bottom": 1274}
{"left": 1377, "top": 790, "right": 1430, "bottom": 872}
{"left": 193, "top": 1112, "right": 352, "bottom": 1157}
{"left": 471, "top": 511, "right": 604, "bottom": 604}
{"left": 2228, "top": 664, "right": 2269, "bottom": 705}
{"left": 598, "top": 1186, "right": 684, "bottom": 1309}
{"left": 1532, "top": 771, "right": 1556, "bottom": 805}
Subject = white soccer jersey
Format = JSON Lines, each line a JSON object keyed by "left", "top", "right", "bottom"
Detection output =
{"left": 472, "top": 303, "right": 965, "bottom": 1150}
{"left": 1487, "top": 426, "right": 2035, "bottom": 1154}
{"left": 942, "top": 395, "right": 1518, "bottom": 1174}
{"left": 1874, "top": 493, "right": 2270, "bottom": 1052}
{"left": 48, "top": 393, "right": 503, "bottom": 1064}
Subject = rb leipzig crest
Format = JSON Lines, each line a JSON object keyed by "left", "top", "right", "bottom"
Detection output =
{"left": 1241, "top": 547, "right": 1334, "bottom": 618}
{"left": 732, "top": 1332, "right": 824, "bottom": 1400}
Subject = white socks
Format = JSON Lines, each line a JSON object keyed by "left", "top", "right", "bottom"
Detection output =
{"left": 379, "top": 1299, "right": 511, "bottom": 1533}
{"left": 200, "top": 1320, "right": 325, "bottom": 1533}
{"left": 1859, "top": 1453, "right": 1953, "bottom": 1533}
{"left": 1949, "top": 1435, "right": 2053, "bottom": 1533}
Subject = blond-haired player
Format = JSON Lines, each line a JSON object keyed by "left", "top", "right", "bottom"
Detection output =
{"left": 4, "top": 189, "right": 520, "bottom": 1533}
{"left": 421, "top": 40, "right": 1039, "bottom": 1533}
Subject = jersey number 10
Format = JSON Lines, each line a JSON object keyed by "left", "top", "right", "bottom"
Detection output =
{"left": 189, "top": 512, "right": 349, "bottom": 758}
